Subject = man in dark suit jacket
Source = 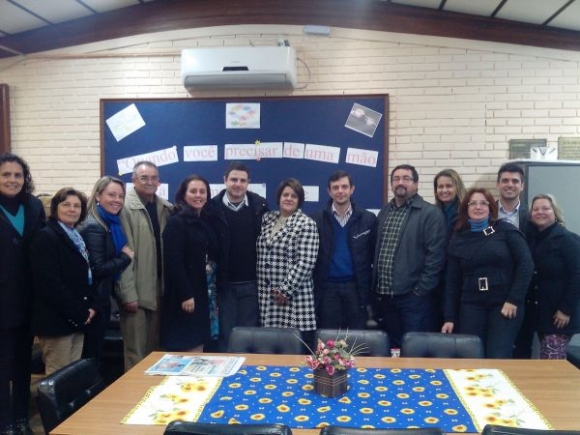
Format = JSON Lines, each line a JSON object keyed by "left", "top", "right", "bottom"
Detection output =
{"left": 496, "top": 162, "right": 529, "bottom": 233}
{"left": 496, "top": 162, "right": 534, "bottom": 358}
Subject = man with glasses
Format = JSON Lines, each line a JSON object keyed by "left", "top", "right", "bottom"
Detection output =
{"left": 373, "top": 164, "right": 446, "bottom": 349}
{"left": 118, "top": 161, "right": 172, "bottom": 370}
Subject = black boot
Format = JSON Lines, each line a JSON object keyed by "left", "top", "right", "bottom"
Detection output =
{"left": 0, "top": 425, "right": 21, "bottom": 435}
{"left": 14, "top": 420, "right": 33, "bottom": 435}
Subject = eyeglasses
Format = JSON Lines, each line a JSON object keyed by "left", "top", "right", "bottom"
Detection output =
{"left": 392, "top": 176, "right": 414, "bottom": 183}
{"left": 136, "top": 176, "right": 159, "bottom": 183}
{"left": 468, "top": 200, "right": 490, "bottom": 207}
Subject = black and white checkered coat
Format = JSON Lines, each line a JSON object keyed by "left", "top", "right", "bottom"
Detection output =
{"left": 256, "top": 209, "right": 319, "bottom": 331}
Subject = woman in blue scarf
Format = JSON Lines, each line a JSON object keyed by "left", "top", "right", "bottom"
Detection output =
{"left": 442, "top": 187, "right": 534, "bottom": 358}
{"left": 80, "top": 176, "right": 134, "bottom": 362}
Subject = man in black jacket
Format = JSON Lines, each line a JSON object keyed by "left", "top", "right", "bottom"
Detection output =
{"left": 312, "top": 170, "right": 377, "bottom": 329}
{"left": 373, "top": 164, "right": 447, "bottom": 348}
{"left": 205, "top": 162, "right": 268, "bottom": 350}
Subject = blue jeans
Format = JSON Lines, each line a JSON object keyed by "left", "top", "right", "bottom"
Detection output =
{"left": 217, "top": 280, "right": 260, "bottom": 350}
{"left": 375, "top": 291, "right": 432, "bottom": 348}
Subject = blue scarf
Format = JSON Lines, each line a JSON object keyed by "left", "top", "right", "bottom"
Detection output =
{"left": 97, "top": 204, "right": 127, "bottom": 254}
{"left": 58, "top": 220, "right": 93, "bottom": 285}
{"left": 468, "top": 218, "right": 490, "bottom": 232}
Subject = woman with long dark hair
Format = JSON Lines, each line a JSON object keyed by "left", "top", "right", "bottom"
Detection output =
{"left": 161, "top": 175, "right": 218, "bottom": 351}
{"left": 80, "top": 176, "right": 133, "bottom": 361}
{"left": 442, "top": 187, "right": 534, "bottom": 358}
{"left": 0, "top": 153, "right": 45, "bottom": 435}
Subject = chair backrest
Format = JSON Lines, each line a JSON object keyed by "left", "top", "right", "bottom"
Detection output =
{"left": 227, "top": 327, "right": 304, "bottom": 354}
{"left": 319, "top": 425, "right": 445, "bottom": 435}
{"left": 165, "top": 421, "right": 293, "bottom": 435}
{"left": 315, "top": 329, "right": 390, "bottom": 356}
{"left": 36, "top": 358, "right": 106, "bottom": 435}
{"left": 401, "top": 332, "right": 484, "bottom": 358}
{"left": 482, "top": 425, "right": 580, "bottom": 435}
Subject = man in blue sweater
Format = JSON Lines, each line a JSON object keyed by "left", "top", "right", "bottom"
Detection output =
{"left": 312, "top": 170, "right": 377, "bottom": 329}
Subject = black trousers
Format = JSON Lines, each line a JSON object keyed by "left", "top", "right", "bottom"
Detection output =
{"left": 319, "top": 281, "right": 367, "bottom": 330}
{"left": 0, "top": 326, "right": 32, "bottom": 430}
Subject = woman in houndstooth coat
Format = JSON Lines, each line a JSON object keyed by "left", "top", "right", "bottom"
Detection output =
{"left": 256, "top": 178, "right": 319, "bottom": 344}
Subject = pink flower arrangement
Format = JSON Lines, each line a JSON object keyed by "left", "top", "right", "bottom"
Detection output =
{"left": 306, "top": 338, "right": 358, "bottom": 376}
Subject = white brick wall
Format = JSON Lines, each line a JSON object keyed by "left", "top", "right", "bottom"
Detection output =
{"left": 1, "top": 25, "right": 580, "bottom": 203}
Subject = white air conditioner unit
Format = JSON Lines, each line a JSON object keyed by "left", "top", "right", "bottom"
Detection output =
{"left": 181, "top": 46, "right": 297, "bottom": 90}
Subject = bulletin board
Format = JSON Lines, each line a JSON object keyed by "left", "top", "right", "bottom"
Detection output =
{"left": 101, "top": 95, "right": 389, "bottom": 213}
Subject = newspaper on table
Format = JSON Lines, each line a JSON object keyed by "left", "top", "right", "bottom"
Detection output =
{"left": 145, "top": 354, "right": 245, "bottom": 377}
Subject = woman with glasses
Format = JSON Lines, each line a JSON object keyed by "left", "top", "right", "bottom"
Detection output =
{"left": 527, "top": 194, "right": 580, "bottom": 359}
{"left": 256, "top": 178, "right": 319, "bottom": 348}
{"left": 80, "top": 176, "right": 134, "bottom": 361}
{"left": 441, "top": 187, "right": 533, "bottom": 358}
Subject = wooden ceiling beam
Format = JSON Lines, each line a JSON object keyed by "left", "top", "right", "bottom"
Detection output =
{"left": 1, "top": 0, "right": 580, "bottom": 58}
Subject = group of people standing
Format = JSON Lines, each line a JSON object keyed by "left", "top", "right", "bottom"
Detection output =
{"left": 432, "top": 164, "right": 580, "bottom": 360}
{"left": 1, "top": 151, "right": 579, "bottom": 435}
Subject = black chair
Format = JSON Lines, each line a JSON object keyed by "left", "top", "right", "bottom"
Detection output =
{"left": 165, "top": 421, "right": 293, "bottom": 435}
{"left": 315, "top": 329, "right": 390, "bottom": 356}
{"left": 227, "top": 326, "right": 304, "bottom": 354}
{"left": 401, "top": 332, "right": 484, "bottom": 358}
{"left": 482, "top": 424, "right": 580, "bottom": 435}
{"left": 320, "top": 425, "right": 445, "bottom": 435}
{"left": 36, "top": 358, "right": 106, "bottom": 435}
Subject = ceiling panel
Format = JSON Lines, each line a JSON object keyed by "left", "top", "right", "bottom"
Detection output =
{"left": 495, "top": 0, "right": 569, "bottom": 25}
{"left": 14, "top": 0, "right": 92, "bottom": 23}
{"left": 549, "top": 0, "right": 580, "bottom": 31}
{"left": 0, "top": 0, "right": 46, "bottom": 34}
{"left": 443, "top": 0, "right": 503, "bottom": 17}
{"left": 80, "top": 0, "right": 141, "bottom": 13}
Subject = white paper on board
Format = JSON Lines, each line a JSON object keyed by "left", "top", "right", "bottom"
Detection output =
{"left": 303, "top": 185, "right": 320, "bottom": 202}
{"left": 304, "top": 144, "right": 341, "bottom": 164}
{"left": 226, "top": 103, "right": 260, "bottom": 129}
{"left": 117, "top": 146, "right": 179, "bottom": 175}
{"left": 183, "top": 145, "right": 219, "bottom": 162}
{"left": 346, "top": 147, "right": 379, "bottom": 168}
{"left": 283, "top": 142, "right": 305, "bottom": 159}
{"left": 106, "top": 104, "right": 146, "bottom": 142}
{"left": 345, "top": 103, "right": 383, "bottom": 138}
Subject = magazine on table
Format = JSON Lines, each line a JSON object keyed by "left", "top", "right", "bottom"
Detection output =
{"left": 145, "top": 354, "right": 245, "bottom": 377}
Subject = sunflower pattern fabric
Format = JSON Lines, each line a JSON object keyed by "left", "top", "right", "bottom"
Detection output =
{"left": 123, "top": 366, "right": 551, "bottom": 432}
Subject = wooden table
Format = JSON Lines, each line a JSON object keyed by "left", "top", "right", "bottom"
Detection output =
{"left": 51, "top": 352, "right": 580, "bottom": 435}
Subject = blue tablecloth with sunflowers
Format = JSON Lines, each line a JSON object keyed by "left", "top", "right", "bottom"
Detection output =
{"left": 123, "top": 365, "right": 551, "bottom": 432}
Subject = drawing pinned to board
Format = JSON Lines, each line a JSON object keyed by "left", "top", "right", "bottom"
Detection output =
{"left": 345, "top": 103, "right": 382, "bottom": 138}
{"left": 106, "top": 103, "right": 146, "bottom": 142}
{"left": 226, "top": 103, "right": 260, "bottom": 129}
